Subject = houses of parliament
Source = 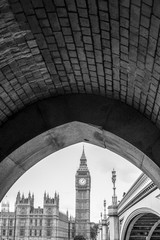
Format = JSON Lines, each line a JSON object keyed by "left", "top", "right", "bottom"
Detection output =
{"left": 0, "top": 148, "right": 92, "bottom": 240}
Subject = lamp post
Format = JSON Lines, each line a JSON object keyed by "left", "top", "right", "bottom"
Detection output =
{"left": 108, "top": 169, "right": 119, "bottom": 240}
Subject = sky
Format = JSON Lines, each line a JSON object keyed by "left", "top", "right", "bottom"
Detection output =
{"left": 1, "top": 142, "right": 142, "bottom": 223}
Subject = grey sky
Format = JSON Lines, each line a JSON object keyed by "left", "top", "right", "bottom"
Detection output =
{"left": 1, "top": 143, "right": 142, "bottom": 222}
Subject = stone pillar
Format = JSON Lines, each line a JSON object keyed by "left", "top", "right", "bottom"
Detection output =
{"left": 107, "top": 169, "right": 119, "bottom": 240}
{"left": 102, "top": 219, "right": 107, "bottom": 240}
{"left": 102, "top": 200, "right": 108, "bottom": 240}
{"left": 97, "top": 224, "right": 102, "bottom": 240}
{"left": 108, "top": 205, "right": 119, "bottom": 240}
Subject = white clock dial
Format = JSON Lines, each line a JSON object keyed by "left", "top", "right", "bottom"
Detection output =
{"left": 79, "top": 178, "right": 86, "bottom": 185}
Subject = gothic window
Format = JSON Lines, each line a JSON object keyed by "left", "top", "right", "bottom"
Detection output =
{"left": 35, "top": 230, "right": 37, "bottom": 236}
{"left": 2, "top": 229, "right": 6, "bottom": 236}
{"left": 30, "top": 230, "right": 32, "bottom": 236}
{"left": 20, "top": 219, "right": 25, "bottom": 226}
{"left": 46, "top": 219, "right": 51, "bottom": 226}
{"left": 35, "top": 219, "right": 37, "bottom": 226}
{"left": 2, "top": 219, "right": 6, "bottom": 226}
{"left": 47, "top": 229, "right": 51, "bottom": 237}
{"left": 20, "top": 228, "right": 25, "bottom": 236}
{"left": 30, "top": 219, "right": 32, "bottom": 225}
{"left": 9, "top": 229, "right": 12, "bottom": 236}
{"left": 9, "top": 219, "right": 13, "bottom": 226}
{"left": 39, "top": 219, "right": 42, "bottom": 226}
{"left": 39, "top": 230, "right": 42, "bottom": 236}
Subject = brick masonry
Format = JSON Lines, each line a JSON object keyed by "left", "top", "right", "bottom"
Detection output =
{"left": 0, "top": 0, "right": 160, "bottom": 127}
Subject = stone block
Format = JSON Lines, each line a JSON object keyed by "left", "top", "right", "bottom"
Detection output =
{"left": 35, "top": 9, "right": 47, "bottom": 19}
{"left": 120, "top": 27, "right": 129, "bottom": 38}
{"left": 97, "top": 63, "right": 104, "bottom": 76}
{"left": 102, "top": 31, "right": 110, "bottom": 40}
{"left": 85, "top": 44, "right": 93, "bottom": 51}
{"left": 54, "top": 32, "right": 65, "bottom": 47}
{"left": 120, "top": 17, "right": 129, "bottom": 28}
{"left": 120, "top": 6, "right": 129, "bottom": 19}
{"left": 130, "top": 4, "right": 140, "bottom": 28}
{"left": 90, "top": 15, "right": 99, "bottom": 34}
{"left": 101, "top": 21, "right": 109, "bottom": 31}
{"left": 132, "top": 0, "right": 141, "bottom": 7}
{"left": 78, "top": 8, "right": 88, "bottom": 17}
{"left": 120, "top": 0, "right": 130, "bottom": 8}
{"left": 93, "top": 34, "right": 101, "bottom": 50}
{"left": 141, "top": 3, "right": 151, "bottom": 17}
{"left": 88, "top": 0, "right": 97, "bottom": 14}
{"left": 129, "top": 45, "right": 137, "bottom": 62}
{"left": 150, "top": 16, "right": 160, "bottom": 39}
{"left": 82, "top": 27, "right": 91, "bottom": 36}
{"left": 62, "top": 27, "right": 72, "bottom": 35}
{"left": 43, "top": 0, "right": 55, "bottom": 12}
{"left": 59, "top": 18, "right": 70, "bottom": 27}
{"left": 65, "top": 36, "right": 73, "bottom": 43}
{"left": 31, "top": 0, "right": 43, "bottom": 8}
{"left": 111, "top": 38, "right": 119, "bottom": 55}
{"left": 80, "top": 18, "right": 90, "bottom": 27}
{"left": 11, "top": 2, "right": 23, "bottom": 13}
{"left": 148, "top": 37, "right": 157, "bottom": 57}
{"left": 140, "top": 26, "right": 149, "bottom": 39}
{"left": 141, "top": 15, "right": 150, "bottom": 28}
{"left": 48, "top": 13, "right": 60, "bottom": 31}
{"left": 19, "top": 0, "right": 34, "bottom": 15}
{"left": 77, "top": 48, "right": 86, "bottom": 61}
{"left": 40, "top": 19, "right": 50, "bottom": 28}
{"left": 98, "top": 0, "right": 108, "bottom": 11}
{"left": 35, "top": 33, "right": 47, "bottom": 49}
{"left": 99, "top": 11, "right": 109, "bottom": 21}
{"left": 57, "top": 8, "right": 67, "bottom": 17}
{"left": 65, "top": 0, "right": 76, "bottom": 11}
{"left": 111, "top": 20, "right": 119, "bottom": 39}
{"left": 83, "top": 36, "right": 92, "bottom": 44}
{"left": 76, "top": 0, "right": 86, "bottom": 8}
{"left": 153, "top": 0, "right": 160, "bottom": 18}
{"left": 28, "top": 15, "right": 41, "bottom": 34}
{"left": 95, "top": 50, "right": 102, "bottom": 63}
{"left": 42, "top": 28, "right": 52, "bottom": 36}
{"left": 67, "top": 43, "right": 76, "bottom": 50}
{"left": 109, "top": 0, "right": 119, "bottom": 20}
{"left": 54, "top": 0, "right": 65, "bottom": 7}
{"left": 69, "top": 13, "right": 80, "bottom": 31}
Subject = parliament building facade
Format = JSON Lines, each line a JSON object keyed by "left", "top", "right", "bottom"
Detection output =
{"left": 0, "top": 192, "right": 71, "bottom": 240}
{"left": 0, "top": 148, "right": 92, "bottom": 240}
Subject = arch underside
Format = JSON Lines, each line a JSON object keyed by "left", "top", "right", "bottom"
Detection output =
{"left": 1, "top": 0, "right": 160, "bottom": 206}
{"left": 125, "top": 213, "right": 160, "bottom": 240}
{"left": 0, "top": 95, "right": 160, "bottom": 202}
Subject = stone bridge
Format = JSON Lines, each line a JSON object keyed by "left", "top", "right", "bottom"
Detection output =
{"left": 1, "top": 0, "right": 160, "bottom": 232}
{"left": 118, "top": 173, "right": 160, "bottom": 240}
{"left": 97, "top": 173, "right": 160, "bottom": 240}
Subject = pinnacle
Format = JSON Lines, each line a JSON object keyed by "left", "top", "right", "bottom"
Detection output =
{"left": 80, "top": 145, "right": 86, "bottom": 160}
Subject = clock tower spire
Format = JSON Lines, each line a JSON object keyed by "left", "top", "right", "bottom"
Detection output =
{"left": 75, "top": 146, "right": 91, "bottom": 240}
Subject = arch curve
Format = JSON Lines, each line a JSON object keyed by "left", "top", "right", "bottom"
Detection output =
{"left": 121, "top": 208, "right": 160, "bottom": 240}
{"left": 0, "top": 95, "right": 160, "bottom": 201}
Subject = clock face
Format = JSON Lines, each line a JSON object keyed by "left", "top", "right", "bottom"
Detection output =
{"left": 79, "top": 178, "right": 86, "bottom": 185}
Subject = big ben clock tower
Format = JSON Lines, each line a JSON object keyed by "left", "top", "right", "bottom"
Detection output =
{"left": 75, "top": 147, "right": 91, "bottom": 240}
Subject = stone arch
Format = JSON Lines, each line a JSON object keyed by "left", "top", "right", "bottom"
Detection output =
{"left": 0, "top": 95, "right": 160, "bottom": 201}
{"left": 121, "top": 208, "right": 160, "bottom": 240}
